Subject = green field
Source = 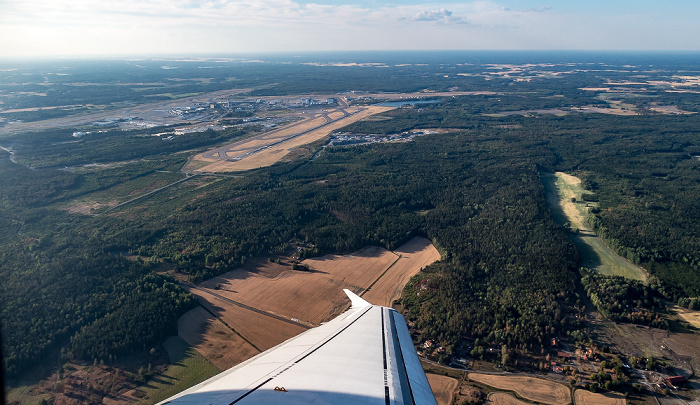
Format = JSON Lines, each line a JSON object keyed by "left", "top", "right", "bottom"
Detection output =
{"left": 134, "top": 336, "right": 220, "bottom": 404}
{"left": 62, "top": 170, "right": 186, "bottom": 214}
{"left": 541, "top": 172, "right": 648, "bottom": 282}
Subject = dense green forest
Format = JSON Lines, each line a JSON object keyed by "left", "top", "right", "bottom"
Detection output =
{"left": 580, "top": 270, "right": 668, "bottom": 329}
{"left": 1, "top": 55, "right": 699, "bottom": 379}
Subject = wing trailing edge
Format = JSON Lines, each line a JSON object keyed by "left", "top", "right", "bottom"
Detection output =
{"left": 158, "top": 292, "right": 437, "bottom": 405}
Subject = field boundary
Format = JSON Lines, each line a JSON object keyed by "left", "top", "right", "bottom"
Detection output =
{"left": 193, "top": 302, "right": 262, "bottom": 352}
{"left": 360, "top": 253, "right": 401, "bottom": 298}
{"left": 183, "top": 282, "right": 313, "bottom": 329}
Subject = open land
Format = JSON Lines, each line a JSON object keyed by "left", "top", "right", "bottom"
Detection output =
{"left": 177, "top": 306, "right": 259, "bottom": 371}
{"left": 427, "top": 373, "right": 460, "bottom": 405}
{"left": 169, "top": 238, "right": 440, "bottom": 398}
{"left": 594, "top": 321, "right": 700, "bottom": 394}
{"left": 183, "top": 284, "right": 308, "bottom": 351}
{"left": 118, "top": 337, "right": 220, "bottom": 405}
{"left": 63, "top": 170, "right": 186, "bottom": 215}
{"left": 198, "top": 237, "right": 438, "bottom": 324}
{"left": 468, "top": 373, "right": 571, "bottom": 405}
{"left": 487, "top": 392, "right": 531, "bottom": 405}
{"left": 361, "top": 236, "right": 441, "bottom": 306}
{"left": 573, "top": 389, "right": 626, "bottom": 405}
{"left": 541, "top": 171, "right": 647, "bottom": 281}
{"left": 670, "top": 305, "right": 700, "bottom": 330}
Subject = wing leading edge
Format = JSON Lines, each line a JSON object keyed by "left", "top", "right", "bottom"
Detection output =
{"left": 158, "top": 290, "right": 437, "bottom": 404}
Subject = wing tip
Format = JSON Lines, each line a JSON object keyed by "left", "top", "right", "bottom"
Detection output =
{"left": 343, "top": 289, "right": 371, "bottom": 308}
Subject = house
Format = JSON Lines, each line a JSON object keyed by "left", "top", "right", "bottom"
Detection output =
{"left": 558, "top": 351, "right": 573, "bottom": 359}
{"left": 666, "top": 376, "right": 687, "bottom": 386}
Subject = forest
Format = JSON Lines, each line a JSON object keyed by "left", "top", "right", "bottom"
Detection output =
{"left": 1, "top": 54, "right": 699, "bottom": 379}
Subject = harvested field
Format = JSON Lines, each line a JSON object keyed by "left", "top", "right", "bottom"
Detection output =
{"left": 427, "top": 373, "right": 459, "bottom": 405}
{"left": 182, "top": 237, "right": 440, "bottom": 388}
{"left": 200, "top": 245, "right": 400, "bottom": 323}
{"left": 574, "top": 389, "right": 626, "bottom": 405}
{"left": 362, "top": 237, "right": 441, "bottom": 306}
{"left": 487, "top": 392, "right": 530, "bottom": 405}
{"left": 469, "top": 373, "right": 571, "bottom": 405}
{"left": 177, "top": 307, "right": 259, "bottom": 370}
{"left": 185, "top": 285, "right": 306, "bottom": 351}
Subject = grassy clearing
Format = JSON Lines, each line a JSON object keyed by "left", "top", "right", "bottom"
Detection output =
{"left": 133, "top": 336, "right": 220, "bottom": 404}
{"left": 63, "top": 171, "right": 185, "bottom": 214}
{"left": 5, "top": 381, "right": 53, "bottom": 405}
{"left": 541, "top": 172, "right": 647, "bottom": 282}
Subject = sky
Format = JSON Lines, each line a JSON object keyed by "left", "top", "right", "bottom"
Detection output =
{"left": 1, "top": 0, "right": 699, "bottom": 58}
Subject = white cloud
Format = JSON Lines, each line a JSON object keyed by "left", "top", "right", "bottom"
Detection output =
{"left": 413, "top": 8, "right": 466, "bottom": 24}
{"left": 0, "top": 0, "right": 698, "bottom": 57}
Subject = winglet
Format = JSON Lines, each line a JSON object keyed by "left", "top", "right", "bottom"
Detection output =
{"left": 344, "top": 289, "right": 371, "bottom": 308}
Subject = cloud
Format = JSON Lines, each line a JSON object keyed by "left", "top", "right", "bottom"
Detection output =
{"left": 412, "top": 8, "right": 465, "bottom": 24}
{"left": 525, "top": 6, "right": 551, "bottom": 13}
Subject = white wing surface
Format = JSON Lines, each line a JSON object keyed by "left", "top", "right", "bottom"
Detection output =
{"left": 158, "top": 289, "right": 437, "bottom": 404}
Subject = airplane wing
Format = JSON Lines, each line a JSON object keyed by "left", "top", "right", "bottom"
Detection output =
{"left": 158, "top": 289, "right": 437, "bottom": 404}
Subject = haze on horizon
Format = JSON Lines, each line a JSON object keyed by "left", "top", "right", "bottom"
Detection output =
{"left": 1, "top": 0, "right": 699, "bottom": 59}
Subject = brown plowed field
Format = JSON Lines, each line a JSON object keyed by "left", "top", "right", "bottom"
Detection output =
{"left": 469, "top": 373, "right": 571, "bottom": 405}
{"left": 574, "top": 389, "right": 626, "bottom": 405}
{"left": 177, "top": 307, "right": 260, "bottom": 370}
{"left": 362, "top": 237, "right": 441, "bottom": 306}
{"left": 200, "top": 245, "right": 400, "bottom": 324}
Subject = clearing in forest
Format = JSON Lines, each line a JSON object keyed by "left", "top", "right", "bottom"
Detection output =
{"left": 426, "top": 373, "right": 459, "bottom": 405}
{"left": 177, "top": 306, "right": 259, "bottom": 370}
{"left": 182, "top": 284, "right": 308, "bottom": 351}
{"left": 468, "top": 373, "right": 571, "bottom": 405}
{"left": 574, "top": 389, "right": 626, "bottom": 405}
{"left": 670, "top": 305, "right": 700, "bottom": 330}
{"left": 182, "top": 237, "right": 439, "bottom": 379}
{"left": 199, "top": 237, "right": 439, "bottom": 324}
{"left": 540, "top": 171, "right": 647, "bottom": 281}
